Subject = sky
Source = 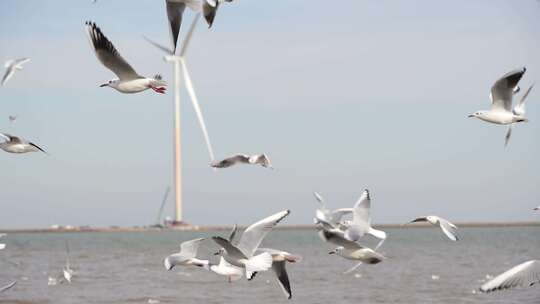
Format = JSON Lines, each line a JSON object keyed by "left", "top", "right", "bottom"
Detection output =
{"left": 0, "top": 0, "right": 539, "bottom": 228}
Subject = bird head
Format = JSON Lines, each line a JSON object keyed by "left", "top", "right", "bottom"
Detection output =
{"left": 100, "top": 79, "right": 119, "bottom": 88}
{"left": 468, "top": 111, "right": 485, "bottom": 119}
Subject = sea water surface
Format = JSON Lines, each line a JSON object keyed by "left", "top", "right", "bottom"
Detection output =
{"left": 0, "top": 227, "right": 539, "bottom": 304}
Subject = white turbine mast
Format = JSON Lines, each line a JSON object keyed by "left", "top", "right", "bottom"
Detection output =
{"left": 145, "top": 13, "right": 215, "bottom": 225}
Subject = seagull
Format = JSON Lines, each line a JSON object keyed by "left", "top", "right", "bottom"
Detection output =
{"left": 166, "top": 0, "right": 202, "bottom": 53}
{"left": 312, "top": 192, "right": 353, "bottom": 227}
{"left": 211, "top": 209, "right": 290, "bottom": 279}
{"left": 0, "top": 234, "right": 6, "bottom": 250}
{"left": 2, "top": 58, "right": 30, "bottom": 86}
{"left": 0, "top": 132, "right": 47, "bottom": 154}
{"left": 408, "top": 215, "right": 459, "bottom": 241}
{"left": 480, "top": 260, "right": 540, "bottom": 293}
{"left": 342, "top": 189, "right": 387, "bottom": 250}
{"left": 0, "top": 281, "right": 16, "bottom": 293}
{"left": 8, "top": 115, "right": 17, "bottom": 123}
{"left": 202, "top": 0, "right": 233, "bottom": 28}
{"left": 63, "top": 241, "right": 74, "bottom": 283}
{"left": 164, "top": 238, "right": 210, "bottom": 270}
{"left": 319, "top": 229, "right": 385, "bottom": 274}
{"left": 85, "top": 21, "right": 167, "bottom": 94}
{"left": 468, "top": 68, "right": 529, "bottom": 146}
{"left": 256, "top": 248, "right": 302, "bottom": 299}
{"left": 211, "top": 154, "right": 272, "bottom": 169}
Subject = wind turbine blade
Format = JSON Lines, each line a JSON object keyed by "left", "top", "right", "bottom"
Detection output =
{"left": 143, "top": 35, "right": 174, "bottom": 55}
{"left": 179, "top": 13, "right": 201, "bottom": 57}
{"left": 180, "top": 59, "right": 215, "bottom": 162}
{"left": 155, "top": 186, "right": 171, "bottom": 225}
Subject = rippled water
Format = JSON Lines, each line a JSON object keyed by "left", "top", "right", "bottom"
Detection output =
{"left": 0, "top": 227, "right": 538, "bottom": 304}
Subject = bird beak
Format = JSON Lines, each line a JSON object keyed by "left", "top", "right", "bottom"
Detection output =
{"left": 213, "top": 251, "right": 220, "bottom": 256}
{"left": 468, "top": 114, "right": 475, "bottom": 118}
{"left": 99, "top": 83, "right": 108, "bottom": 87}
{"left": 328, "top": 250, "right": 336, "bottom": 255}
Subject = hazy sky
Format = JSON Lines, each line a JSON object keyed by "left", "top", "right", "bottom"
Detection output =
{"left": 0, "top": 0, "right": 539, "bottom": 228}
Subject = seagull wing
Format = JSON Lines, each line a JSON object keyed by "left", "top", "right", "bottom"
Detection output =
{"left": 86, "top": 21, "right": 140, "bottom": 80}
{"left": 313, "top": 192, "right": 325, "bottom": 204}
{"left": 272, "top": 260, "right": 292, "bottom": 299}
{"left": 0, "top": 133, "right": 12, "bottom": 142}
{"left": 437, "top": 217, "right": 458, "bottom": 241}
{"left": 228, "top": 224, "right": 238, "bottom": 243}
{"left": 514, "top": 84, "right": 534, "bottom": 116}
{"left": 14, "top": 58, "right": 30, "bottom": 66}
{"left": 166, "top": 0, "right": 186, "bottom": 53}
{"left": 480, "top": 260, "right": 540, "bottom": 292}
{"left": 331, "top": 208, "right": 353, "bottom": 222}
{"left": 318, "top": 229, "right": 363, "bottom": 250}
{"left": 490, "top": 67, "right": 526, "bottom": 112}
{"left": 504, "top": 124, "right": 513, "bottom": 147}
{"left": 179, "top": 238, "right": 205, "bottom": 259}
{"left": 202, "top": 0, "right": 218, "bottom": 28}
{"left": 237, "top": 210, "right": 290, "bottom": 257}
{"left": 1, "top": 66, "right": 15, "bottom": 85}
{"left": 211, "top": 236, "right": 247, "bottom": 260}
{"left": 0, "top": 281, "right": 16, "bottom": 293}
{"left": 352, "top": 189, "right": 371, "bottom": 226}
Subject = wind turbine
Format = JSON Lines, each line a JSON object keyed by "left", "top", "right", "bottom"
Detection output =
{"left": 145, "top": 13, "right": 215, "bottom": 226}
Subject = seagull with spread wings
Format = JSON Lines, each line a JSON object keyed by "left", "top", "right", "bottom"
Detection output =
{"left": 0, "top": 132, "right": 46, "bottom": 154}
{"left": 408, "top": 215, "right": 459, "bottom": 241}
{"left": 2, "top": 58, "right": 30, "bottom": 86}
{"left": 468, "top": 68, "right": 532, "bottom": 146}
{"left": 342, "top": 189, "right": 387, "bottom": 250}
{"left": 164, "top": 238, "right": 210, "bottom": 270}
{"left": 211, "top": 210, "right": 290, "bottom": 279}
{"left": 211, "top": 154, "right": 272, "bottom": 169}
{"left": 85, "top": 21, "right": 167, "bottom": 94}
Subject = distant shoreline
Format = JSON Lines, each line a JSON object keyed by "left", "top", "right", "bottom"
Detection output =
{"left": 0, "top": 221, "right": 538, "bottom": 233}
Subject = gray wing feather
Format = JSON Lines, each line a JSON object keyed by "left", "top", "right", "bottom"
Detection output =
{"left": 237, "top": 210, "right": 290, "bottom": 257}
{"left": 480, "top": 260, "right": 540, "bottom": 292}
{"left": 86, "top": 21, "right": 140, "bottom": 80}
{"left": 179, "top": 238, "right": 205, "bottom": 258}
{"left": 490, "top": 68, "right": 526, "bottom": 111}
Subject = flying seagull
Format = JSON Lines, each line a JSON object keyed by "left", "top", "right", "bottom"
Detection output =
{"left": 211, "top": 154, "right": 272, "bottom": 169}
{"left": 85, "top": 21, "right": 167, "bottom": 94}
{"left": 165, "top": 0, "right": 201, "bottom": 53}
{"left": 2, "top": 58, "right": 30, "bottom": 86}
{"left": 0, "top": 281, "right": 16, "bottom": 293}
{"left": 468, "top": 68, "right": 530, "bottom": 146}
{"left": 164, "top": 238, "right": 209, "bottom": 270}
{"left": 342, "top": 189, "right": 387, "bottom": 250}
{"left": 8, "top": 115, "right": 17, "bottom": 123}
{"left": 211, "top": 210, "right": 290, "bottom": 279}
{"left": 312, "top": 192, "right": 353, "bottom": 227}
{"left": 480, "top": 260, "right": 540, "bottom": 293}
{"left": 256, "top": 248, "right": 302, "bottom": 299}
{"left": 202, "top": 0, "right": 233, "bottom": 28}
{"left": 63, "top": 241, "right": 75, "bottom": 283}
{"left": 408, "top": 215, "right": 459, "bottom": 241}
{"left": 0, "top": 132, "right": 47, "bottom": 154}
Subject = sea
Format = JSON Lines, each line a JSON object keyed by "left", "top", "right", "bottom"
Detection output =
{"left": 0, "top": 226, "right": 539, "bottom": 304}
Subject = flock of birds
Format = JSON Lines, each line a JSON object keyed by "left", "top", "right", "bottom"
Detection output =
{"left": 0, "top": 0, "right": 539, "bottom": 301}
